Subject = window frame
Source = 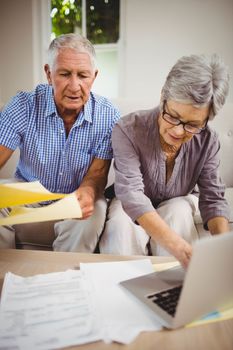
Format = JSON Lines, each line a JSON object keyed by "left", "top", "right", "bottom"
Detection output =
{"left": 32, "top": 0, "right": 124, "bottom": 98}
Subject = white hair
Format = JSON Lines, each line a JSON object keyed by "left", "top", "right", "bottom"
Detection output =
{"left": 47, "top": 33, "right": 97, "bottom": 71}
{"left": 161, "top": 54, "right": 229, "bottom": 119}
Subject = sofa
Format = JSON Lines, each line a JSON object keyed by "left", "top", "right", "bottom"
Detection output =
{"left": 0, "top": 100, "right": 233, "bottom": 250}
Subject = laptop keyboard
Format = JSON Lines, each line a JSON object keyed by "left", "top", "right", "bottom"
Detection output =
{"left": 147, "top": 286, "right": 182, "bottom": 317}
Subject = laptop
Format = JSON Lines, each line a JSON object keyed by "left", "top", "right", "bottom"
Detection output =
{"left": 120, "top": 231, "right": 233, "bottom": 329}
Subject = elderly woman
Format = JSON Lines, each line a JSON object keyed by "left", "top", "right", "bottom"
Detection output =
{"left": 99, "top": 54, "right": 230, "bottom": 267}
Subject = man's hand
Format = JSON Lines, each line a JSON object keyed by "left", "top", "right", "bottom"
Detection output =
{"left": 75, "top": 186, "right": 95, "bottom": 219}
{"left": 74, "top": 158, "right": 111, "bottom": 219}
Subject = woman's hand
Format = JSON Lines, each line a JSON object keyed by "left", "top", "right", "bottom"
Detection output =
{"left": 137, "top": 211, "right": 193, "bottom": 268}
{"left": 167, "top": 234, "right": 193, "bottom": 269}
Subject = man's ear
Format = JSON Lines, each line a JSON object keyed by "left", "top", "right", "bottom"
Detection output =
{"left": 94, "top": 70, "right": 98, "bottom": 80}
{"left": 44, "top": 64, "right": 52, "bottom": 85}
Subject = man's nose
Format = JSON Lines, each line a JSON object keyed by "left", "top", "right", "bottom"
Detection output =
{"left": 69, "top": 76, "right": 81, "bottom": 90}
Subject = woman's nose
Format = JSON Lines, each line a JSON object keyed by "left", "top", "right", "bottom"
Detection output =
{"left": 173, "top": 123, "right": 185, "bottom": 134}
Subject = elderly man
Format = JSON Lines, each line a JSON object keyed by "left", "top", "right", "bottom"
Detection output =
{"left": 0, "top": 33, "right": 120, "bottom": 251}
{"left": 100, "top": 54, "right": 230, "bottom": 267}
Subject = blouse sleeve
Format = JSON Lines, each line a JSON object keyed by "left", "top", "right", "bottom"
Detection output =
{"left": 112, "top": 121, "right": 156, "bottom": 222}
{"left": 197, "top": 132, "right": 230, "bottom": 226}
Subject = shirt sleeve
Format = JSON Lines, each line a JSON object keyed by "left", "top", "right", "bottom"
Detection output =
{"left": 197, "top": 132, "right": 230, "bottom": 226}
{"left": 112, "top": 122, "right": 156, "bottom": 222}
{"left": 0, "top": 93, "right": 28, "bottom": 150}
{"left": 95, "top": 109, "right": 121, "bottom": 160}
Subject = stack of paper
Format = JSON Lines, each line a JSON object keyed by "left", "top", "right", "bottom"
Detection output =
{"left": 0, "top": 181, "right": 82, "bottom": 225}
{"left": 0, "top": 270, "right": 101, "bottom": 349}
{"left": 80, "top": 259, "right": 162, "bottom": 344}
{"left": 0, "top": 259, "right": 232, "bottom": 349}
{"left": 0, "top": 259, "right": 162, "bottom": 349}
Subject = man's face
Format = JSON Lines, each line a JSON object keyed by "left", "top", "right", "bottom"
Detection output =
{"left": 44, "top": 48, "right": 97, "bottom": 118}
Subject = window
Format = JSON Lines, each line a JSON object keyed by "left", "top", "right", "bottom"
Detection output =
{"left": 85, "top": 0, "right": 119, "bottom": 44}
{"left": 50, "top": 0, "right": 120, "bottom": 98}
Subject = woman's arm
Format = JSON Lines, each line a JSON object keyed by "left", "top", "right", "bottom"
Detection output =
{"left": 207, "top": 216, "right": 230, "bottom": 234}
{"left": 137, "top": 211, "right": 193, "bottom": 268}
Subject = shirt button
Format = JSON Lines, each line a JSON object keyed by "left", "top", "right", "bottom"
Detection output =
{"left": 60, "top": 129, "right": 64, "bottom": 134}
{"left": 59, "top": 172, "right": 63, "bottom": 176}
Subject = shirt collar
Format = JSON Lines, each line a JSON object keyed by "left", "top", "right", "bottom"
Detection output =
{"left": 83, "top": 92, "right": 94, "bottom": 123}
{"left": 44, "top": 85, "right": 57, "bottom": 117}
{"left": 72, "top": 93, "right": 94, "bottom": 127}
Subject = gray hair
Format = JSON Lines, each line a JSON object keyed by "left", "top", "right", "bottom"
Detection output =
{"left": 161, "top": 54, "right": 229, "bottom": 120}
{"left": 47, "top": 33, "right": 97, "bottom": 71}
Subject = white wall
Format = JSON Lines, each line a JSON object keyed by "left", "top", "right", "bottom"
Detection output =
{"left": 0, "top": 0, "right": 34, "bottom": 105}
{"left": 0, "top": 0, "right": 232, "bottom": 106}
{"left": 92, "top": 46, "right": 119, "bottom": 99}
{"left": 0, "top": 0, "right": 50, "bottom": 107}
{"left": 119, "top": 0, "right": 233, "bottom": 107}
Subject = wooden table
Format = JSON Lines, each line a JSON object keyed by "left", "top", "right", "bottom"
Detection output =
{"left": 0, "top": 249, "right": 232, "bottom": 350}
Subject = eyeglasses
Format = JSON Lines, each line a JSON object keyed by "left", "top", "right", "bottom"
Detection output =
{"left": 162, "top": 102, "right": 208, "bottom": 134}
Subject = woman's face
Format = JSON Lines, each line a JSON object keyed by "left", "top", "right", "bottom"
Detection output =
{"left": 158, "top": 100, "right": 209, "bottom": 150}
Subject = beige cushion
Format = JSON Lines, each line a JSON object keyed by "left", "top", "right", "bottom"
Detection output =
{"left": 14, "top": 220, "right": 58, "bottom": 250}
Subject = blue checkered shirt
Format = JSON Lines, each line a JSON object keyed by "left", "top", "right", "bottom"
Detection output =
{"left": 0, "top": 84, "right": 120, "bottom": 193}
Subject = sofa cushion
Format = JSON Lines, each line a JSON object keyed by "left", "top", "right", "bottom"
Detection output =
{"left": 209, "top": 103, "right": 233, "bottom": 187}
{"left": 14, "top": 221, "right": 57, "bottom": 250}
{"left": 224, "top": 187, "right": 233, "bottom": 222}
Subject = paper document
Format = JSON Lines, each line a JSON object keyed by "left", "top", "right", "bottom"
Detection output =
{"left": 0, "top": 181, "right": 82, "bottom": 225}
{"left": 187, "top": 306, "right": 233, "bottom": 327}
{"left": 80, "top": 259, "right": 162, "bottom": 344}
{"left": 0, "top": 193, "right": 82, "bottom": 225}
{"left": 0, "top": 259, "right": 162, "bottom": 349}
{"left": 1, "top": 260, "right": 230, "bottom": 350}
{"left": 0, "top": 181, "right": 66, "bottom": 208}
{"left": 0, "top": 270, "right": 102, "bottom": 350}
{"left": 153, "top": 261, "right": 180, "bottom": 272}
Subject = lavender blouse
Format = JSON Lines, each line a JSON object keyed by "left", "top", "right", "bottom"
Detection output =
{"left": 112, "top": 107, "right": 230, "bottom": 226}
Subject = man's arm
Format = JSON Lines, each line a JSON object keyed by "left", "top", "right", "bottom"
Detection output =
{"left": 75, "top": 158, "right": 111, "bottom": 219}
{"left": 0, "top": 145, "right": 14, "bottom": 170}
